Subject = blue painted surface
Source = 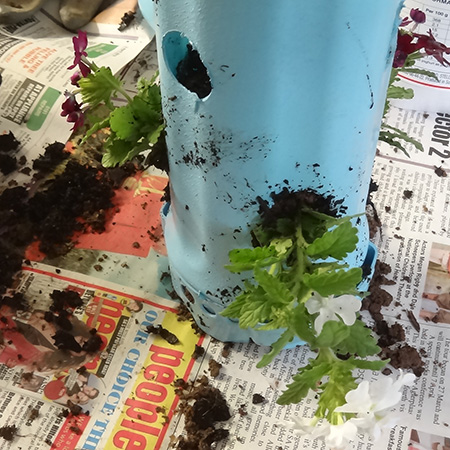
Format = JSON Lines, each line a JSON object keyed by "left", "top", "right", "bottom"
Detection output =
{"left": 140, "top": 0, "right": 403, "bottom": 343}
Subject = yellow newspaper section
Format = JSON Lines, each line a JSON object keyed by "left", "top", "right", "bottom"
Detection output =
{"left": 105, "top": 312, "right": 200, "bottom": 450}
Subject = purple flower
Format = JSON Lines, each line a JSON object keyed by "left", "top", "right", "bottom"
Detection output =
{"left": 70, "top": 71, "right": 82, "bottom": 86}
{"left": 400, "top": 16, "right": 412, "bottom": 27}
{"left": 393, "top": 31, "right": 422, "bottom": 68}
{"left": 67, "top": 30, "right": 91, "bottom": 77}
{"left": 61, "top": 92, "right": 84, "bottom": 131}
{"left": 416, "top": 29, "right": 450, "bottom": 66}
{"left": 410, "top": 8, "right": 426, "bottom": 24}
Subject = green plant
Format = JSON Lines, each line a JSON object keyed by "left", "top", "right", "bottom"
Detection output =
{"left": 62, "top": 31, "right": 165, "bottom": 168}
{"left": 221, "top": 190, "right": 415, "bottom": 448}
{"left": 380, "top": 8, "right": 450, "bottom": 155}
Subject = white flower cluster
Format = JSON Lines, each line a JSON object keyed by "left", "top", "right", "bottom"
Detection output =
{"left": 284, "top": 371, "right": 416, "bottom": 449}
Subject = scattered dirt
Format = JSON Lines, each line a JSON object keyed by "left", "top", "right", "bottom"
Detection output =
{"left": 0, "top": 132, "right": 20, "bottom": 175}
{"left": 256, "top": 187, "right": 346, "bottom": 228}
{"left": 403, "top": 189, "right": 413, "bottom": 199}
{"left": 0, "top": 132, "right": 140, "bottom": 293}
{"left": 406, "top": 310, "right": 420, "bottom": 333}
{"left": 176, "top": 300, "right": 205, "bottom": 336}
{"left": 221, "top": 343, "right": 232, "bottom": 358}
{"left": 146, "top": 324, "right": 179, "bottom": 345}
{"left": 0, "top": 425, "right": 17, "bottom": 441}
{"left": 32, "top": 142, "right": 70, "bottom": 176}
{"left": 118, "top": 10, "right": 136, "bottom": 31}
{"left": 434, "top": 166, "right": 447, "bottom": 177}
{"left": 381, "top": 344, "right": 425, "bottom": 377}
{"left": 208, "top": 358, "right": 222, "bottom": 378}
{"left": 252, "top": 393, "right": 265, "bottom": 404}
{"left": 192, "top": 345, "right": 205, "bottom": 360}
{"left": 174, "top": 376, "right": 230, "bottom": 449}
{"left": 363, "top": 260, "right": 425, "bottom": 376}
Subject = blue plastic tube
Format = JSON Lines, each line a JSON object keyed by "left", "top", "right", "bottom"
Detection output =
{"left": 139, "top": 0, "right": 404, "bottom": 343}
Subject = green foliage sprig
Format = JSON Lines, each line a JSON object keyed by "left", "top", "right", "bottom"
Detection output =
{"left": 63, "top": 31, "right": 165, "bottom": 168}
{"left": 221, "top": 197, "right": 386, "bottom": 424}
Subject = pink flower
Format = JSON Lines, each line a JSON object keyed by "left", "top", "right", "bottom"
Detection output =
{"left": 61, "top": 92, "right": 84, "bottom": 131}
{"left": 410, "top": 8, "right": 426, "bottom": 24}
{"left": 67, "top": 30, "right": 91, "bottom": 77}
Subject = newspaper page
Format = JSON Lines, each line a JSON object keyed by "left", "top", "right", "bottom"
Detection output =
{"left": 365, "top": 105, "right": 450, "bottom": 449}
{"left": 0, "top": 262, "right": 203, "bottom": 450}
{"left": 2, "top": 5, "right": 450, "bottom": 449}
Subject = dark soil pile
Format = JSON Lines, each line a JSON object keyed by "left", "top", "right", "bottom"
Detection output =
{"left": 256, "top": 187, "right": 346, "bottom": 227}
{"left": 174, "top": 376, "right": 231, "bottom": 450}
{"left": 0, "top": 135, "right": 137, "bottom": 293}
{"left": 0, "top": 131, "right": 20, "bottom": 175}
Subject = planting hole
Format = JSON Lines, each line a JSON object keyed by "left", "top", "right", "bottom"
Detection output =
{"left": 162, "top": 31, "right": 212, "bottom": 99}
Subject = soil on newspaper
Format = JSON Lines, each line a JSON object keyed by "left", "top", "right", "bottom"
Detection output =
{"left": 174, "top": 376, "right": 231, "bottom": 449}
{"left": 362, "top": 260, "right": 425, "bottom": 377}
{"left": 0, "top": 132, "right": 138, "bottom": 292}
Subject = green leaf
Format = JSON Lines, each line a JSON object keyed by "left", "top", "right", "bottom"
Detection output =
{"left": 254, "top": 267, "right": 294, "bottom": 306}
{"left": 101, "top": 137, "right": 132, "bottom": 167}
{"left": 109, "top": 97, "right": 161, "bottom": 141}
{"left": 386, "top": 84, "right": 415, "bottom": 100}
{"left": 314, "top": 320, "right": 351, "bottom": 349}
{"left": 137, "top": 79, "right": 163, "bottom": 110}
{"left": 277, "top": 361, "right": 331, "bottom": 405}
{"left": 81, "top": 117, "right": 110, "bottom": 145}
{"left": 334, "top": 319, "right": 380, "bottom": 357}
{"left": 306, "top": 221, "right": 358, "bottom": 260}
{"left": 316, "top": 361, "right": 356, "bottom": 419}
{"left": 347, "top": 357, "right": 387, "bottom": 371}
{"left": 225, "top": 247, "right": 282, "bottom": 273}
{"left": 257, "top": 307, "right": 292, "bottom": 331}
{"left": 221, "top": 284, "right": 273, "bottom": 329}
{"left": 303, "top": 267, "right": 362, "bottom": 297}
{"left": 79, "top": 66, "right": 123, "bottom": 109}
{"left": 379, "top": 124, "right": 424, "bottom": 156}
{"left": 147, "top": 123, "right": 165, "bottom": 145}
{"left": 290, "top": 302, "right": 316, "bottom": 343}
{"left": 400, "top": 67, "right": 438, "bottom": 81}
{"left": 271, "top": 237, "right": 293, "bottom": 255}
{"left": 257, "top": 329, "right": 295, "bottom": 368}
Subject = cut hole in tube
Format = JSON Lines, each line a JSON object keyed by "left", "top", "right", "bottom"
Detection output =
{"left": 162, "top": 31, "right": 212, "bottom": 99}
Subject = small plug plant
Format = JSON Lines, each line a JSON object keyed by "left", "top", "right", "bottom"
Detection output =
{"left": 62, "top": 31, "right": 165, "bottom": 168}
{"left": 221, "top": 190, "right": 415, "bottom": 448}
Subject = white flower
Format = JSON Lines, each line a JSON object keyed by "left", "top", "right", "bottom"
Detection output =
{"left": 283, "top": 416, "right": 318, "bottom": 436}
{"left": 335, "top": 371, "right": 416, "bottom": 439}
{"left": 282, "top": 416, "right": 358, "bottom": 450}
{"left": 325, "top": 421, "right": 358, "bottom": 449}
{"left": 305, "top": 292, "right": 361, "bottom": 334}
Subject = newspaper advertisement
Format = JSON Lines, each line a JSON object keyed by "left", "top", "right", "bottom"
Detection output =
{"left": 0, "top": 262, "right": 203, "bottom": 450}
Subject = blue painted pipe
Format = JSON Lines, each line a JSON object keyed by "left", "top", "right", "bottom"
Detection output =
{"left": 139, "top": 0, "right": 403, "bottom": 344}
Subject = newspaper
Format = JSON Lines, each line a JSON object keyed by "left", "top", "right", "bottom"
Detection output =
{"left": 1, "top": 4, "right": 450, "bottom": 449}
{"left": 0, "top": 262, "right": 203, "bottom": 450}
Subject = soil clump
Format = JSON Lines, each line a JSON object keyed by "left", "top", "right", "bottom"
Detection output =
{"left": 174, "top": 376, "right": 231, "bottom": 449}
